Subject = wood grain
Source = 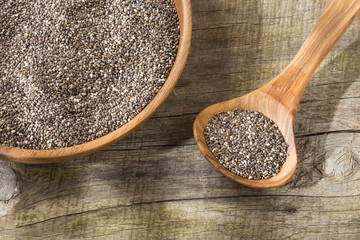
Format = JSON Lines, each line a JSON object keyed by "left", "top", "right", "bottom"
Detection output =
{"left": 0, "top": 162, "right": 19, "bottom": 201}
{"left": 0, "top": 0, "right": 192, "bottom": 164}
{"left": 0, "top": 0, "right": 360, "bottom": 239}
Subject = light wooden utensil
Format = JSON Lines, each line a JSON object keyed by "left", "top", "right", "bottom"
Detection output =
{"left": 0, "top": 0, "right": 192, "bottom": 164}
{"left": 193, "top": 0, "right": 360, "bottom": 188}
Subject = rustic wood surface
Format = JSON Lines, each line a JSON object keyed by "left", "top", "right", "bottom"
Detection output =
{"left": 1, "top": 0, "right": 360, "bottom": 239}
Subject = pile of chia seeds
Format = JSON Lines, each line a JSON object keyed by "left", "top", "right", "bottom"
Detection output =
{"left": 204, "top": 109, "right": 288, "bottom": 180}
{"left": 0, "top": 0, "right": 179, "bottom": 149}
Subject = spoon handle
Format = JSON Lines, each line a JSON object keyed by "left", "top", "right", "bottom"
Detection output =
{"left": 261, "top": 0, "right": 360, "bottom": 114}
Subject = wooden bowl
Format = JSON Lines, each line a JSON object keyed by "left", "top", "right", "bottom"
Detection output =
{"left": 0, "top": 0, "right": 192, "bottom": 164}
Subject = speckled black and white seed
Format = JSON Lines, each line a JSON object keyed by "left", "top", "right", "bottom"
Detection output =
{"left": 0, "top": 0, "right": 179, "bottom": 149}
{"left": 204, "top": 109, "right": 288, "bottom": 180}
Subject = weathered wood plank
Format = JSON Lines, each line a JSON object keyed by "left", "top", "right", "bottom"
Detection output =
{"left": 0, "top": 132, "right": 359, "bottom": 238}
{"left": 0, "top": 162, "right": 19, "bottom": 201}
{"left": 0, "top": 0, "right": 360, "bottom": 239}
{"left": 3, "top": 195, "right": 360, "bottom": 239}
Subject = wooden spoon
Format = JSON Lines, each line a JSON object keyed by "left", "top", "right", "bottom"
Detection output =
{"left": 193, "top": 0, "right": 360, "bottom": 188}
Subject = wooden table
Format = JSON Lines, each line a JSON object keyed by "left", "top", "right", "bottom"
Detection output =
{"left": 1, "top": 0, "right": 359, "bottom": 239}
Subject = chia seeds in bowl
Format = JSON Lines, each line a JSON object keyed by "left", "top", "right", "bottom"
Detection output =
{"left": 0, "top": 0, "right": 180, "bottom": 150}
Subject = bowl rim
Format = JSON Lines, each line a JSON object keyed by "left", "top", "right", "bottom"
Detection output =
{"left": 0, "top": 0, "right": 192, "bottom": 164}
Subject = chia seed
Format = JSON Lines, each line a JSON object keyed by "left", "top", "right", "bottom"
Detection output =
{"left": 204, "top": 109, "right": 288, "bottom": 180}
{"left": 0, "top": 0, "right": 179, "bottom": 149}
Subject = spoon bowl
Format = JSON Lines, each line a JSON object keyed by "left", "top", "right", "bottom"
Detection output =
{"left": 194, "top": 0, "right": 360, "bottom": 188}
{"left": 194, "top": 90, "right": 297, "bottom": 188}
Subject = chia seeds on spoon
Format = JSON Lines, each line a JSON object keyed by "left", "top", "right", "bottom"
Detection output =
{"left": 204, "top": 109, "right": 288, "bottom": 180}
{"left": 0, "top": 0, "right": 179, "bottom": 150}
